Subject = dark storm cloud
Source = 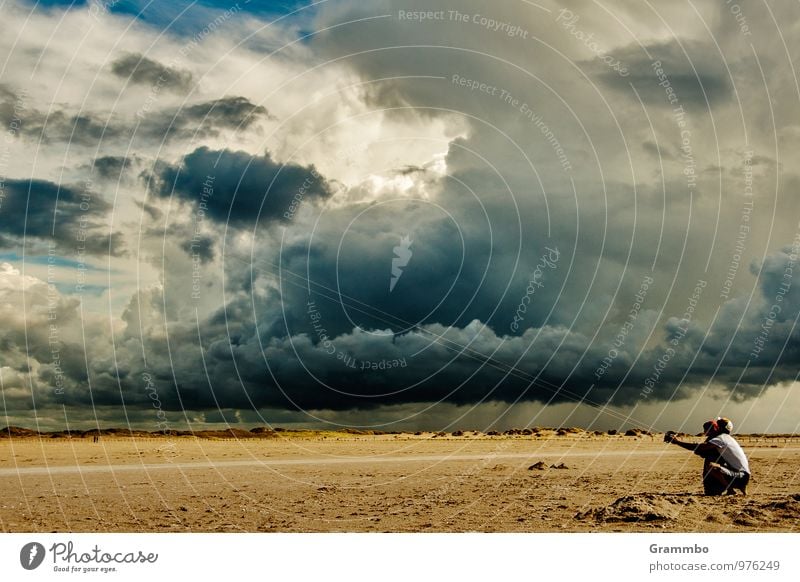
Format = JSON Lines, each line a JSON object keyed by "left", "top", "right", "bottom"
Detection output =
{"left": 181, "top": 234, "right": 215, "bottom": 263}
{"left": 0, "top": 85, "right": 123, "bottom": 145}
{"left": 141, "top": 96, "right": 274, "bottom": 141}
{"left": 155, "top": 146, "right": 333, "bottom": 225}
{"left": 111, "top": 52, "right": 193, "bottom": 92}
{"left": 272, "top": 192, "right": 515, "bottom": 338}
{"left": 5, "top": 0, "right": 800, "bottom": 433}
{"left": 67, "top": 244, "right": 792, "bottom": 414}
{"left": 37, "top": 111, "right": 124, "bottom": 145}
{"left": 39, "top": 95, "right": 268, "bottom": 144}
{"left": 13, "top": 108, "right": 121, "bottom": 145}
{"left": 91, "top": 155, "right": 137, "bottom": 180}
{"left": 174, "top": 243, "right": 800, "bottom": 412}
{"left": 7, "top": 225, "right": 798, "bottom": 421}
{"left": 0, "top": 84, "right": 26, "bottom": 129}
{"left": 1, "top": 83, "right": 268, "bottom": 146}
{"left": 0, "top": 178, "right": 124, "bottom": 255}
{"left": 173, "top": 96, "right": 273, "bottom": 128}
{"left": 599, "top": 39, "right": 733, "bottom": 108}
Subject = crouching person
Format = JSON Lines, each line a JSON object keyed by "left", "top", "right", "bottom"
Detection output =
{"left": 664, "top": 417, "right": 750, "bottom": 496}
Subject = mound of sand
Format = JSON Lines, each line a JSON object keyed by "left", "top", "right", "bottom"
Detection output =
{"left": 770, "top": 493, "right": 800, "bottom": 516}
{"left": 576, "top": 493, "right": 693, "bottom": 523}
{"left": 577, "top": 492, "right": 800, "bottom": 528}
{"left": 527, "top": 461, "right": 570, "bottom": 470}
{"left": 731, "top": 494, "right": 800, "bottom": 526}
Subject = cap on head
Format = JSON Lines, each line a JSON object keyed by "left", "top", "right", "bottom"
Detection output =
{"left": 703, "top": 417, "right": 733, "bottom": 435}
{"left": 716, "top": 417, "right": 733, "bottom": 434}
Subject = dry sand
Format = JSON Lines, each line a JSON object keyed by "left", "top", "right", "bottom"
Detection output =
{"left": 1, "top": 431, "right": 798, "bottom": 532}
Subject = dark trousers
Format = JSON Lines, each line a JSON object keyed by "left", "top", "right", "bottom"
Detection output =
{"left": 702, "top": 460, "right": 749, "bottom": 495}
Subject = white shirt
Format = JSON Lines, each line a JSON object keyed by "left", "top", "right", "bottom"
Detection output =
{"left": 708, "top": 433, "right": 750, "bottom": 474}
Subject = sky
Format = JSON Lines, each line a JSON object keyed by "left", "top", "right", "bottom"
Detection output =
{"left": 1, "top": 0, "right": 799, "bottom": 433}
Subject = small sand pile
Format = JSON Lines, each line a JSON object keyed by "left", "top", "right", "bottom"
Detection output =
{"left": 770, "top": 493, "right": 800, "bottom": 518}
{"left": 527, "top": 461, "right": 570, "bottom": 470}
{"left": 576, "top": 494, "right": 691, "bottom": 523}
{"left": 732, "top": 494, "right": 800, "bottom": 526}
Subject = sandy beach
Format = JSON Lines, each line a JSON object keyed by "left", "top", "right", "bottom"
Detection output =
{"left": 1, "top": 430, "right": 798, "bottom": 533}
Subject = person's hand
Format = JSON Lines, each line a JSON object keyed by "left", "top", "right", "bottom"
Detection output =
{"left": 663, "top": 431, "right": 677, "bottom": 443}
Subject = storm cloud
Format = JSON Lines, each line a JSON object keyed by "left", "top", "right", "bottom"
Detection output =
{"left": 599, "top": 39, "right": 733, "bottom": 108}
{"left": 2, "top": 0, "right": 800, "bottom": 433}
{"left": 0, "top": 179, "right": 124, "bottom": 255}
{"left": 155, "top": 146, "right": 333, "bottom": 225}
{"left": 111, "top": 52, "right": 194, "bottom": 92}
{"left": 140, "top": 96, "right": 274, "bottom": 141}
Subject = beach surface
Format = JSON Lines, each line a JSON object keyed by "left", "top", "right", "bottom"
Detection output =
{"left": 1, "top": 431, "right": 798, "bottom": 532}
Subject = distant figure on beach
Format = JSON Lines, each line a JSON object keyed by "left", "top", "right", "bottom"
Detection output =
{"left": 664, "top": 417, "right": 750, "bottom": 495}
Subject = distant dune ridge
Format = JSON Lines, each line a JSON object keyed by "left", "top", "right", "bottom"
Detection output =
{"left": 0, "top": 425, "right": 277, "bottom": 439}
{"left": 1, "top": 425, "right": 795, "bottom": 440}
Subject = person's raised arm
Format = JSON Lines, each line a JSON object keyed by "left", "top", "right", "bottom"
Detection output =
{"left": 664, "top": 432, "right": 718, "bottom": 456}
